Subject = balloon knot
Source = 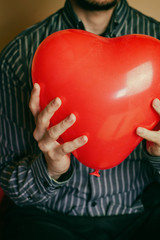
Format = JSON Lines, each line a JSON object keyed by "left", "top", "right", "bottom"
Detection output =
{"left": 90, "top": 170, "right": 100, "bottom": 177}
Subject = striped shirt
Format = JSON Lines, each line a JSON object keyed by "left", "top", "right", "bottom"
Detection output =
{"left": 0, "top": 0, "right": 160, "bottom": 217}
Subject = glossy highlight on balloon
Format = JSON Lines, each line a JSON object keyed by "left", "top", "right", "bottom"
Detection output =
{"left": 32, "top": 29, "right": 160, "bottom": 176}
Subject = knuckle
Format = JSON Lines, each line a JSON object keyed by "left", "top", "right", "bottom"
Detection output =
{"left": 38, "top": 141, "right": 48, "bottom": 152}
{"left": 37, "top": 113, "right": 47, "bottom": 126}
{"left": 29, "top": 100, "right": 34, "bottom": 112}
{"left": 45, "top": 103, "right": 54, "bottom": 114}
{"left": 73, "top": 136, "right": 87, "bottom": 149}
{"left": 38, "top": 141, "right": 43, "bottom": 150}
{"left": 60, "top": 120, "right": 67, "bottom": 130}
{"left": 33, "top": 129, "right": 38, "bottom": 141}
{"left": 45, "top": 98, "right": 61, "bottom": 115}
{"left": 67, "top": 140, "right": 79, "bottom": 152}
{"left": 60, "top": 144, "right": 68, "bottom": 155}
{"left": 60, "top": 117, "right": 72, "bottom": 131}
{"left": 47, "top": 127, "right": 58, "bottom": 140}
{"left": 73, "top": 140, "right": 80, "bottom": 149}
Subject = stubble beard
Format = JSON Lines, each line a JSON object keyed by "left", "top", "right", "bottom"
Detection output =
{"left": 74, "top": 0, "right": 118, "bottom": 11}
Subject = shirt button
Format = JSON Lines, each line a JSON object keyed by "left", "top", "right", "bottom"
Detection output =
{"left": 91, "top": 201, "right": 97, "bottom": 207}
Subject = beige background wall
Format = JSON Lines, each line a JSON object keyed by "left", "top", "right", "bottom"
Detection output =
{"left": 0, "top": 0, "right": 160, "bottom": 51}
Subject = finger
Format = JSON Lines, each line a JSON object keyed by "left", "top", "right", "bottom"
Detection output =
{"left": 29, "top": 83, "right": 41, "bottom": 118}
{"left": 56, "top": 135, "right": 88, "bottom": 157}
{"left": 152, "top": 98, "right": 160, "bottom": 115}
{"left": 136, "top": 127, "right": 160, "bottom": 145}
{"left": 147, "top": 143, "right": 160, "bottom": 156}
{"left": 38, "top": 113, "right": 76, "bottom": 151}
{"left": 33, "top": 97, "right": 62, "bottom": 141}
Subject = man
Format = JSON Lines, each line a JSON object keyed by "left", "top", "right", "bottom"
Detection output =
{"left": 0, "top": 0, "right": 160, "bottom": 239}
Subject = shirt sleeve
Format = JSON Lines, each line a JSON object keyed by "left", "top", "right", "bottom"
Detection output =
{"left": 0, "top": 40, "right": 74, "bottom": 207}
{"left": 141, "top": 140, "right": 160, "bottom": 178}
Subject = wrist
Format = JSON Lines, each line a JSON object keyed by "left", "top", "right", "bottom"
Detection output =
{"left": 44, "top": 154, "right": 71, "bottom": 180}
{"left": 48, "top": 169, "right": 66, "bottom": 180}
{"left": 49, "top": 164, "right": 73, "bottom": 182}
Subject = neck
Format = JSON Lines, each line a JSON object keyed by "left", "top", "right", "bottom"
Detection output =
{"left": 70, "top": 0, "right": 116, "bottom": 35}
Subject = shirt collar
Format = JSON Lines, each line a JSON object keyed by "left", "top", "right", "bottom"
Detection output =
{"left": 113, "top": 0, "right": 129, "bottom": 24}
{"left": 62, "top": 0, "right": 130, "bottom": 35}
{"left": 62, "top": 0, "right": 82, "bottom": 29}
{"left": 106, "top": 0, "right": 130, "bottom": 36}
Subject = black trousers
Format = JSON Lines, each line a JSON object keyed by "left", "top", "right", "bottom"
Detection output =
{"left": 2, "top": 182, "right": 160, "bottom": 240}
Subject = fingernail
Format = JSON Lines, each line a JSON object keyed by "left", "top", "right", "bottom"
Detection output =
{"left": 67, "top": 113, "right": 76, "bottom": 123}
{"left": 153, "top": 98, "right": 160, "bottom": 107}
{"left": 80, "top": 136, "right": 88, "bottom": 143}
{"left": 54, "top": 97, "right": 61, "bottom": 107}
{"left": 136, "top": 127, "right": 143, "bottom": 135}
{"left": 34, "top": 83, "right": 39, "bottom": 89}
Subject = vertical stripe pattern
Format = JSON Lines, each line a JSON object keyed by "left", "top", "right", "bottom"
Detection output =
{"left": 0, "top": 0, "right": 160, "bottom": 216}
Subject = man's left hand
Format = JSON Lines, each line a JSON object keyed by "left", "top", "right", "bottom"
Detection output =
{"left": 136, "top": 98, "right": 160, "bottom": 156}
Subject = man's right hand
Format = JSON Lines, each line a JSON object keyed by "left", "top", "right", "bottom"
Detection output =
{"left": 29, "top": 83, "right": 88, "bottom": 180}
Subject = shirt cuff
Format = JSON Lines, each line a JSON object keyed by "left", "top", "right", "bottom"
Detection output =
{"left": 50, "top": 164, "right": 73, "bottom": 183}
{"left": 142, "top": 140, "right": 160, "bottom": 173}
{"left": 31, "top": 153, "right": 74, "bottom": 195}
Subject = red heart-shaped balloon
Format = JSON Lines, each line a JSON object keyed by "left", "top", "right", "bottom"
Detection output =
{"left": 32, "top": 29, "right": 160, "bottom": 176}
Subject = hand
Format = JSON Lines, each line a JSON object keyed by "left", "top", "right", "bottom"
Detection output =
{"left": 29, "top": 83, "right": 88, "bottom": 180}
{"left": 136, "top": 98, "right": 160, "bottom": 156}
